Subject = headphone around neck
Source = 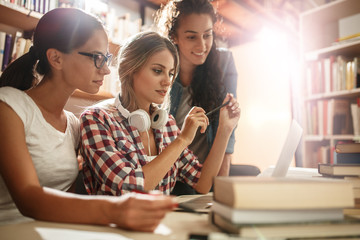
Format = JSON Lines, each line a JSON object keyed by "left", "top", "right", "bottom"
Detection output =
{"left": 114, "top": 94, "right": 168, "bottom": 132}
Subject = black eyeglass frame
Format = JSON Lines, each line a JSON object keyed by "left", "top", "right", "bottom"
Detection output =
{"left": 78, "top": 51, "right": 113, "bottom": 69}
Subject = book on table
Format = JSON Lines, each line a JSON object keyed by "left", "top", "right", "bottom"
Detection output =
{"left": 213, "top": 176, "right": 354, "bottom": 210}
{"left": 334, "top": 152, "right": 360, "bottom": 164}
{"left": 335, "top": 142, "right": 360, "bottom": 153}
{"left": 210, "top": 211, "right": 360, "bottom": 239}
{"left": 318, "top": 163, "right": 360, "bottom": 177}
{"left": 211, "top": 200, "right": 344, "bottom": 224}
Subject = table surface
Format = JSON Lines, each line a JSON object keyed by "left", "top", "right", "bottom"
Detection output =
{"left": 0, "top": 211, "right": 218, "bottom": 240}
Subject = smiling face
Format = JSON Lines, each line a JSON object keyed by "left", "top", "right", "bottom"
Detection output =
{"left": 172, "top": 13, "right": 214, "bottom": 69}
{"left": 132, "top": 49, "right": 175, "bottom": 110}
{"left": 62, "top": 28, "right": 111, "bottom": 94}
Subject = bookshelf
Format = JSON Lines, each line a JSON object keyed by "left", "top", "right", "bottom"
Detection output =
{"left": 300, "top": 0, "right": 360, "bottom": 167}
{"left": 0, "top": 1, "right": 117, "bottom": 101}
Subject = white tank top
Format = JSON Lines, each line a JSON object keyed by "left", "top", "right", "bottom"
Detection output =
{"left": 0, "top": 87, "right": 80, "bottom": 225}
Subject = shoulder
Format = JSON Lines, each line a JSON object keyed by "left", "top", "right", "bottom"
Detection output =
{"left": 0, "top": 86, "right": 26, "bottom": 100}
{"left": 80, "top": 98, "right": 117, "bottom": 120}
{"left": 0, "top": 87, "right": 35, "bottom": 124}
{"left": 216, "top": 48, "right": 234, "bottom": 64}
{"left": 65, "top": 110, "right": 80, "bottom": 128}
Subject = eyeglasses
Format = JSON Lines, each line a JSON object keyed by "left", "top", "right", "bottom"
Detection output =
{"left": 78, "top": 51, "right": 113, "bottom": 69}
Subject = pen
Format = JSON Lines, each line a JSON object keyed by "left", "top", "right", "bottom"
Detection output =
{"left": 205, "top": 100, "right": 231, "bottom": 117}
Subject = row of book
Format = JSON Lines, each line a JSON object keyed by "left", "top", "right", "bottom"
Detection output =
{"left": 0, "top": 31, "right": 32, "bottom": 72}
{"left": 2, "top": 0, "right": 58, "bottom": 14}
{"left": 309, "top": 139, "right": 360, "bottom": 168}
{"left": 2, "top": 0, "right": 144, "bottom": 52}
{"left": 305, "top": 98, "right": 359, "bottom": 136}
{"left": 305, "top": 55, "right": 360, "bottom": 96}
{"left": 211, "top": 175, "right": 360, "bottom": 239}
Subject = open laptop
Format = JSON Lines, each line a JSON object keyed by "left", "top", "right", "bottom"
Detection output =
{"left": 260, "top": 119, "right": 303, "bottom": 177}
{"left": 177, "top": 119, "right": 303, "bottom": 212}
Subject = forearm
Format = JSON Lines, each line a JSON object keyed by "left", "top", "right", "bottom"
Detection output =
{"left": 218, "top": 153, "right": 232, "bottom": 176}
{"left": 17, "top": 186, "right": 114, "bottom": 225}
{"left": 195, "top": 127, "right": 232, "bottom": 193}
{"left": 142, "top": 137, "right": 188, "bottom": 191}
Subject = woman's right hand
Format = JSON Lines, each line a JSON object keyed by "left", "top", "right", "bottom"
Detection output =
{"left": 111, "top": 193, "right": 176, "bottom": 232}
{"left": 179, "top": 107, "right": 209, "bottom": 145}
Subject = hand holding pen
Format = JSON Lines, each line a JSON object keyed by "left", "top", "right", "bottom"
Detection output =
{"left": 214, "top": 93, "right": 241, "bottom": 132}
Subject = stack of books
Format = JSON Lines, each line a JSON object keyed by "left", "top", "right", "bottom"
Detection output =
{"left": 318, "top": 142, "right": 360, "bottom": 218}
{"left": 211, "top": 176, "right": 360, "bottom": 239}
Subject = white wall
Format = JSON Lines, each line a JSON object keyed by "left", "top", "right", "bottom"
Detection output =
{"left": 230, "top": 31, "right": 296, "bottom": 172}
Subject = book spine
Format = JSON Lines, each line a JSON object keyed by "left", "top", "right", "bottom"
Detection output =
{"left": 335, "top": 152, "right": 360, "bottom": 164}
{"left": 2, "top": 34, "right": 13, "bottom": 71}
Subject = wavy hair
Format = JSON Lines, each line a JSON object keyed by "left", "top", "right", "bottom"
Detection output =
{"left": 154, "top": 0, "right": 226, "bottom": 115}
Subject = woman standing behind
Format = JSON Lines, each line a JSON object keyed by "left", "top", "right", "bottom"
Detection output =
{"left": 155, "top": 0, "right": 238, "bottom": 179}
{"left": 0, "top": 8, "right": 174, "bottom": 231}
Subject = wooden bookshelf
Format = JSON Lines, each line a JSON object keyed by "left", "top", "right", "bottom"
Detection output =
{"left": 300, "top": 0, "right": 360, "bottom": 167}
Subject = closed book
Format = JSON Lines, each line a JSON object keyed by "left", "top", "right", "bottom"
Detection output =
{"left": 2, "top": 33, "right": 12, "bottom": 71}
{"left": 318, "top": 163, "right": 360, "bottom": 177}
{"left": 334, "top": 152, "right": 360, "bottom": 164}
{"left": 213, "top": 176, "right": 354, "bottom": 209}
{"left": 211, "top": 211, "right": 360, "bottom": 239}
{"left": 0, "top": 31, "right": 6, "bottom": 72}
{"left": 336, "top": 142, "right": 360, "bottom": 153}
{"left": 211, "top": 201, "right": 344, "bottom": 224}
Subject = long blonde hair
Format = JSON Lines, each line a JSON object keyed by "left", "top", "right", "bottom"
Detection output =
{"left": 117, "top": 31, "right": 179, "bottom": 112}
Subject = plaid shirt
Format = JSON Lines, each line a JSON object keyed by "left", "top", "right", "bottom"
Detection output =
{"left": 80, "top": 104, "right": 202, "bottom": 195}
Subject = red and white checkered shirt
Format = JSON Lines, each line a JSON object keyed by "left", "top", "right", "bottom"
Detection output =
{"left": 80, "top": 105, "right": 202, "bottom": 195}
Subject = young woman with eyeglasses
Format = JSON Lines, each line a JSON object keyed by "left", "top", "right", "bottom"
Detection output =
{"left": 0, "top": 8, "right": 175, "bottom": 231}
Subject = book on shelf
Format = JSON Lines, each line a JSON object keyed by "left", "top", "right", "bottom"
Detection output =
{"left": 10, "top": 31, "right": 26, "bottom": 62}
{"left": 213, "top": 176, "right": 354, "bottom": 210}
{"left": 0, "top": 31, "right": 6, "bottom": 72}
{"left": 351, "top": 102, "right": 360, "bottom": 136}
{"left": 211, "top": 200, "right": 344, "bottom": 224}
{"left": 318, "top": 163, "right": 360, "bottom": 177}
{"left": 1, "top": 33, "right": 12, "bottom": 71}
{"left": 305, "top": 98, "right": 352, "bottom": 136}
{"left": 210, "top": 211, "right": 360, "bottom": 239}
{"left": 306, "top": 55, "right": 360, "bottom": 95}
{"left": 328, "top": 98, "right": 351, "bottom": 135}
{"left": 336, "top": 142, "right": 360, "bottom": 153}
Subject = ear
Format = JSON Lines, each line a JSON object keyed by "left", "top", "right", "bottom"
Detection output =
{"left": 170, "top": 34, "right": 178, "bottom": 45}
{"left": 46, "top": 48, "right": 63, "bottom": 70}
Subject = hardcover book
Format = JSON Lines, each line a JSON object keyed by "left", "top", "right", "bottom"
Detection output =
{"left": 213, "top": 176, "right": 354, "bottom": 209}
{"left": 318, "top": 163, "right": 360, "bottom": 177}
{"left": 210, "top": 211, "right": 360, "bottom": 239}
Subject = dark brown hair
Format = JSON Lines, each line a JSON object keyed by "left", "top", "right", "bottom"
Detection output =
{"left": 0, "top": 8, "right": 104, "bottom": 90}
{"left": 155, "top": 0, "right": 226, "bottom": 115}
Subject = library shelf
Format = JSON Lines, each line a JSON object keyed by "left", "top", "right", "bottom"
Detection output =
{"left": 300, "top": 0, "right": 360, "bottom": 167}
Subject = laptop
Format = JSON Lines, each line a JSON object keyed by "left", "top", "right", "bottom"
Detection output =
{"left": 177, "top": 119, "right": 303, "bottom": 212}
{"left": 261, "top": 119, "right": 303, "bottom": 177}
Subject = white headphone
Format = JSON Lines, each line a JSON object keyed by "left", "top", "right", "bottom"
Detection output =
{"left": 114, "top": 94, "right": 168, "bottom": 132}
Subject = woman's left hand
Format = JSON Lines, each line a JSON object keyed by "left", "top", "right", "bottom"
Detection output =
{"left": 218, "top": 93, "right": 241, "bottom": 133}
